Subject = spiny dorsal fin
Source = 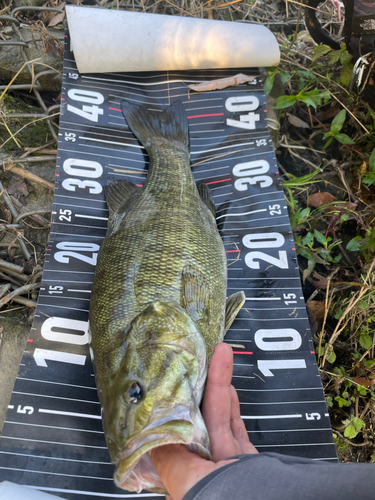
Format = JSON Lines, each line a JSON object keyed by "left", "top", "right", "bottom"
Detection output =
{"left": 104, "top": 180, "right": 139, "bottom": 219}
{"left": 225, "top": 291, "right": 246, "bottom": 333}
{"left": 181, "top": 265, "right": 209, "bottom": 322}
{"left": 197, "top": 181, "right": 216, "bottom": 219}
{"left": 121, "top": 101, "right": 188, "bottom": 150}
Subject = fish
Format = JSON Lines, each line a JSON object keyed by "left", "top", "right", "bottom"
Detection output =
{"left": 89, "top": 101, "right": 245, "bottom": 494}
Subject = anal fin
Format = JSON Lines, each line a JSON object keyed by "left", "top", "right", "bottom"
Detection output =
{"left": 225, "top": 291, "right": 245, "bottom": 333}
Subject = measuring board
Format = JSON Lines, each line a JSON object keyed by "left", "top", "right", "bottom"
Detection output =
{"left": 0, "top": 30, "right": 337, "bottom": 499}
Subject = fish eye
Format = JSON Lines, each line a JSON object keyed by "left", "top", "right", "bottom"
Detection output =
{"left": 127, "top": 381, "right": 143, "bottom": 404}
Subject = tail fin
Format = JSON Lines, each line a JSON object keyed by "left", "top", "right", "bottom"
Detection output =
{"left": 121, "top": 101, "right": 188, "bottom": 150}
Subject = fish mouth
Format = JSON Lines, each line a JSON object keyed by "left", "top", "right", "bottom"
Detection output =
{"left": 113, "top": 419, "right": 210, "bottom": 494}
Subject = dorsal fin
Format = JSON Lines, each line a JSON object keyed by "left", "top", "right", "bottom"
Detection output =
{"left": 197, "top": 181, "right": 216, "bottom": 219}
{"left": 104, "top": 180, "right": 139, "bottom": 219}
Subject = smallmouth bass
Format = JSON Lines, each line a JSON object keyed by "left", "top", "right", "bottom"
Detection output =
{"left": 89, "top": 102, "right": 245, "bottom": 494}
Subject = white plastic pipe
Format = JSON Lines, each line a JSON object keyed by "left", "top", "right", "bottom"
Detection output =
{"left": 0, "top": 481, "right": 58, "bottom": 499}
{"left": 66, "top": 6, "right": 280, "bottom": 74}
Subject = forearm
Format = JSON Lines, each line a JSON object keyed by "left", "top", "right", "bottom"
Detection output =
{"left": 182, "top": 452, "right": 375, "bottom": 500}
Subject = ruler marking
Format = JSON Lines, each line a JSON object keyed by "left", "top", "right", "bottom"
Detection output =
{"left": 38, "top": 408, "right": 101, "bottom": 419}
{"left": 0, "top": 437, "right": 106, "bottom": 449}
{"left": 13, "top": 391, "right": 99, "bottom": 405}
{"left": 0, "top": 451, "right": 110, "bottom": 465}
{"left": 0, "top": 466, "right": 112, "bottom": 481}
{"left": 5, "top": 421, "right": 104, "bottom": 435}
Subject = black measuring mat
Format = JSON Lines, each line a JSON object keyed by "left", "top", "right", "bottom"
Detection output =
{"left": 0, "top": 30, "right": 337, "bottom": 499}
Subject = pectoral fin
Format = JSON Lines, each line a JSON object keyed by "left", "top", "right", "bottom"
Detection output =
{"left": 197, "top": 181, "right": 216, "bottom": 219}
{"left": 225, "top": 291, "right": 246, "bottom": 333}
{"left": 181, "top": 265, "right": 209, "bottom": 323}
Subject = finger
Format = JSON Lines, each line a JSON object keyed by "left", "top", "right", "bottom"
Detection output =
{"left": 202, "top": 343, "right": 241, "bottom": 461}
{"left": 150, "top": 444, "right": 216, "bottom": 500}
{"left": 202, "top": 343, "right": 233, "bottom": 430}
{"left": 230, "top": 385, "right": 258, "bottom": 455}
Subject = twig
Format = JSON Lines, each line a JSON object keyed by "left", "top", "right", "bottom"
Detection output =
{"left": 332, "top": 429, "right": 370, "bottom": 448}
{"left": 0, "top": 282, "right": 40, "bottom": 308}
{"left": 320, "top": 83, "right": 369, "bottom": 134}
{"left": 3, "top": 164, "right": 54, "bottom": 191}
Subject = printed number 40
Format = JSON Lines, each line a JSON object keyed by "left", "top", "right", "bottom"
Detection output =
{"left": 67, "top": 89, "right": 104, "bottom": 123}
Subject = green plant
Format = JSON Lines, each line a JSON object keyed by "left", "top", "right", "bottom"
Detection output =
{"left": 275, "top": 88, "right": 330, "bottom": 110}
{"left": 323, "top": 109, "right": 355, "bottom": 148}
{"left": 363, "top": 149, "right": 375, "bottom": 186}
{"left": 343, "top": 416, "right": 366, "bottom": 439}
{"left": 346, "top": 226, "right": 375, "bottom": 262}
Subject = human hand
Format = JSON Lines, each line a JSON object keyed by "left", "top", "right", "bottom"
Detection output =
{"left": 150, "top": 343, "right": 258, "bottom": 500}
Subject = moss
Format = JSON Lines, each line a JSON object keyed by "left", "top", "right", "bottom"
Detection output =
{"left": 334, "top": 435, "right": 352, "bottom": 462}
{"left": 0, "top": 94, "right": 54, "bottom": 152}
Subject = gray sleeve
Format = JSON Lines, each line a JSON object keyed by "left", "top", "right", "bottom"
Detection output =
{"left": 182, "top": 452, "right": 375, "bottom": 500}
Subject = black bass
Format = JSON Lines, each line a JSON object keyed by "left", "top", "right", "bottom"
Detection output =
{"left": 89, "top": 102, "right": 245, "bottom": 494}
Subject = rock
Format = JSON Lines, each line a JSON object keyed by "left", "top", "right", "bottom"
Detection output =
{"left": 0, "top": 26, "right": 63, "bottom": 91}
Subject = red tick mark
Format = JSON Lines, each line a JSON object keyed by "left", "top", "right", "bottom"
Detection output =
{"left": 233, "top": 351, "right": 253, "bottom": 355}
{"left": 187, "top": 113, "right": 224, "bottom": 119}
{"left": 206, "top": 178, "right": 231, "bottom": 186}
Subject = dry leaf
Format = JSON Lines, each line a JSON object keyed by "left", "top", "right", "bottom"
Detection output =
{"left": 306, "top": 301, "right": 326, "bottom": 323}
{"left": 286, "top": 113, "right": 310, "bottom": 129}
{"left": 189, "top": 74, "right": 256, "bottom": 92}
{"left": 306, "top": 300, "right": 326, "bottom": 335}
{"left": 7, "top": 176, "right": 29, "bottom": 198}
{"left": 48, "top": 10, "right": 66, "bottom": 27}
{"left": 352, "top": 376, "right": 375, "bottom": 389}
{"left": 312, "top": 272, "right": 328, "bottom": 289}
{"left": 308, "top": 191, "right": 337, "bottom": 208}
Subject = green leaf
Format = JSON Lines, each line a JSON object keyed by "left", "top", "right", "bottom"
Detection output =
{"left": 264, "top": 73, "right": 275, "bottom": 95}
{"left": 324, "top": 136, "right": 334, "bottom": 148}
{"left": 359, "top": 331, "right": 372, "bottom": 350}
{"left": 299, "top": 207, "right": 311, "bottom": 220}
{"left": 300, "top": 97, "right": 318, "bottom": 109}
{"left": 369, "top": 148, "right": 375, "bottom": 171}
{"left": 331, "top": 109, "right": 346, "bottom": 133}
{"left": 302, "top": 232, "right": 314, "bottom": 246}
{"left": 356, "top": 385, "right": 367, "bottom": 396}
{"left": 343, "top": 416, "right": 365, "bottom": 439}
{"left": 363, "top": 173, "right": 375, "bottom": 186}
{"left": 326, "top": 396, "right": 333, "bottom": 407}
{"left": 314, "top": 229, "right": 327, "bottom": 245}
{"left": 358, "top": 300, "right": 369, "bottom": 310}
{"left": 275, "top": 95, "right": 297, "bottom": 109}
{"left": 312, "top": 44, "right": 332, "bottom": 60}
{"left": 328, "top": 50, "right": 341, "bottom": 65}
{"left": 327, "top": 349, "right": 336, "bottom": 364}
{"left": 346, "top": 236, "right": 363, "bottom": 251}
{"left": 335, "top": 396, "right": 346, "bottom": 407}
{"left": 340, "top": 61, "right": 354, "bottom": 87}
{"left": 340, "top": 213, "right": 350, "bottom": 222}
{"left": 279, "top": 70, "right": 291, "bottom": 85}
{"left": 334, "top": 308, "right": 344, "bottom": 319}
{"left": 334, "top": 133, "right": 356, "bottom": 145}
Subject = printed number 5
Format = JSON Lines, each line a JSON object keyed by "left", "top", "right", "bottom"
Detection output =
{"left": 17, "top": 405, "right": 34, "bottom": 414}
